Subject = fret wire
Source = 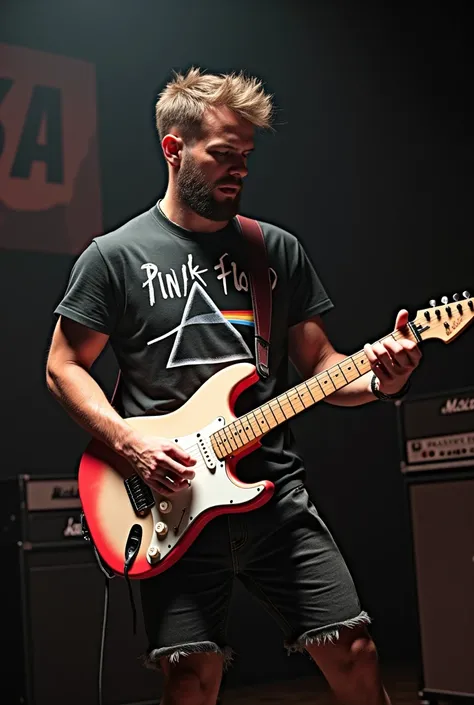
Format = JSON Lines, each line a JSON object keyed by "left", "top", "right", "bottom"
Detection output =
{"left": 284, "top": 392, "right": 298, "bottom": 414}
{"left": 230, "top": 420, "right": 246, "bottom": 446}
{"left": 305, "top": 381, "right": 319, "bottom": 403}
{"left": 218, "top": 428, "right": 233, "bottom": 455}
{"left": 264, "top": 403, "right": 279, "bottom": 426}
{"left": 225, "top": 427, "right": 239, "bottom": 452}
{"left": 292, "top": 386, "right": 306, "bottom": 409}
{"left": 234, "top": 419, "right": 250, "bottom": 445}
{"left": 307, "top": 375, "right": 326, "bottom": 401}
{"left": 298, "top": 381, "right": 314, "bottom": 409}
{"left": 276, "top": 396, "right": 290, "bottom": 419}
{"left": 329, "top": 365, "right": 345, "bottom": 387}
{"left": 317, "top": 372, "right": 335, "bottom": 394}
{"left": 249, "top": 410, "right": 263, "bottom": 436}
{"left": 312, "top": 376, "right": 327, "bottom": 396}
{"left": 247, "top": 411, "right": 260, "bottom": 438}
{"left": 257, "top": 408, "right": 272, "bottom": 431}
{"left": 239, "top": 416, "right": 255, "bottom": 441}
{"left": 300, "top": 382, "right": 314, "bottom": 405}
{"left": 270, "top": 399, "right": 286, "bottom": 423}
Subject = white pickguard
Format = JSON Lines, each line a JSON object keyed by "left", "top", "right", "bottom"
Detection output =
{"left": 146, "top": 416, "right": 265, "bottom": 564}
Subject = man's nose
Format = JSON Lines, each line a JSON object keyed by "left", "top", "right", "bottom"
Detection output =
{"left": 229, "top": 156, "right": 248, "bottom": 180}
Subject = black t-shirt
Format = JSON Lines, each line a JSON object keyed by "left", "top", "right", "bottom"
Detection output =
{"left": 55, "top": 203, "right": 333, "bottom": 493}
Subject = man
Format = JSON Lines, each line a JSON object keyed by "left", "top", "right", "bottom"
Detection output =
{"left": 46, "top": 68, "right": 421, "bottom": 705}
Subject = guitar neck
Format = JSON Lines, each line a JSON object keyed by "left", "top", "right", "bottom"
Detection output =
{"left": 211, "top": 323, "right": 420, "bottom": 459}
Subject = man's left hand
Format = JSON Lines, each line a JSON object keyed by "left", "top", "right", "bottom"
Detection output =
{"left": 363, "top": 309, "right": 422, "bottom": 395}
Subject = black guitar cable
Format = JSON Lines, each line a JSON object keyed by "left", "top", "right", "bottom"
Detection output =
{"left": 96, "top": 525, "right": 143, "bottom": 705}
{"left": 99, "top": 574, "right": 110, "bottom": 705}
{"left": 82, "top": 515, "right": 143, "bottom": 705}
{"left": 92, "top": 544, "right": 115, "bottom": 705}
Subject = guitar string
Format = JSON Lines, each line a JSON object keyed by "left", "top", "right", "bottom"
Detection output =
{"left": 170, "top": 328, "right": 416, "bottom": 461}
{"left": 164, "top": 312, "right": 465, "bottom": 463}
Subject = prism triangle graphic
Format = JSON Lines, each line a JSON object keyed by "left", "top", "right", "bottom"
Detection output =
{"left": 166, "top": 282, "right": 253, "bottom": 369}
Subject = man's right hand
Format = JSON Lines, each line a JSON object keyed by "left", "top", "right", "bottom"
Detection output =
{"left": 124, "top": 435, "right": 197, "bottom": 496}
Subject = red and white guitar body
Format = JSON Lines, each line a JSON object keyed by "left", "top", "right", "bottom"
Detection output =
{"left": 79, "top": 362, "right": 274, "bottom": 580}
{"left": 78, "top": 291, "right": 474, "bottom": 580}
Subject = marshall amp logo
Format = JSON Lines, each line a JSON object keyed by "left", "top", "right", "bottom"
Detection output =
{"left": 26, "top": 479, "right": 81, "bottom": 511}
{"left": 0, "top": 43, "right": 101, "bottom": 254}
{"left": 52, "top": 485, "right": 79, "bottom": 500}
{"left": 440, "top": 397, "right": 474, "bottom": 415}
{"left": 399, "top": 387, "right": 474, "bottom": 472}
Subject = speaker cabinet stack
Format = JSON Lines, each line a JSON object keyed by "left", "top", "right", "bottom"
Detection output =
{"left": 0, "top": 474, "right": 160, "bottom": 705}
{"left": 397, "top": 387, "right": 474, "bottom": 702}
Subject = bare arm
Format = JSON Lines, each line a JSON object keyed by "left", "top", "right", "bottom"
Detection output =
{"left": 46, "top": 316, "right": 195, "bottom": 493}
{"left": 46, "top": 316, "right": 134, "bottom": 449}
{"left": 288, "top": 313, "right": 421, "bottom": 406}
{"left": 288, "top": 316, "right": 375, "bottom": 406}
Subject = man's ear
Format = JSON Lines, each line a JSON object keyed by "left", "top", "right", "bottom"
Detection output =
{"left": 162, "top": 134, "right": 184, "bottom": 167}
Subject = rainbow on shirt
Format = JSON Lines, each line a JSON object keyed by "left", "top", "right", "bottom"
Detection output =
{"left": 221, "top": 311, "right": 254, "bottom": 327}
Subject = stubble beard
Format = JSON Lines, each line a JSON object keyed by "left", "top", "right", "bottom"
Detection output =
{"left": 177, "top": 154, "right": 242, "bottom": 222}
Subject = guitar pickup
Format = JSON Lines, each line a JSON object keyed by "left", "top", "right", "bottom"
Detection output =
{"left": 196, "top": 434, "right": 217, "bottom": 471}
{"left": 124, "top": 475, "right": 155, "bottom": 514}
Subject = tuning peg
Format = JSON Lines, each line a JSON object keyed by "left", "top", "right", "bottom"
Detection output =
{"left": 463, "top": 290, "right": 471, "bottom": 299}
{"left": 441, "top": 296, "right": 449, "bottom": 305}
{"left": 429, "top": 299, "right": 436, "bottom": 307}
{"left": 452, "top": 293, "right": 460, "bottom": 301}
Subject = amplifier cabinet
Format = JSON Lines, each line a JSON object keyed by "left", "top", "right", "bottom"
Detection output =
{"left": 403, "top": 469, "right": 474, "bottom": 700}
{"left": 397, "top": 386, "right": 474, "bottom": 474}
{"left": 1, "top": 474, "right": 159, "bottom": 705}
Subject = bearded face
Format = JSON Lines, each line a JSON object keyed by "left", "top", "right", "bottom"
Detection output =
{"left": 177, "top": 149, "right": 243, "bottom": 222}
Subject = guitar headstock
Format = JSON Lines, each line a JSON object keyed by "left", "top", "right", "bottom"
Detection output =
{"left": 412, "top": 291, "right": 474, "bottom": 343}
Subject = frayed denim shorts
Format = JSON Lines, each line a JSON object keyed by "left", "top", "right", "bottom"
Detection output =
{"left": 140, "top": 483, "right": 370, "bottom": 670}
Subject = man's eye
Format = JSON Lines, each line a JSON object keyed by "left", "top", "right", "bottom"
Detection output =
{"left": 213, "top": 151, "right": 229, "bottom": 157}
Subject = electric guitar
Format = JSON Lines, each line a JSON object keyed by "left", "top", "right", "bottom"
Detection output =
{"left": 79, "top": 292, "right": 474, "bottom": 579}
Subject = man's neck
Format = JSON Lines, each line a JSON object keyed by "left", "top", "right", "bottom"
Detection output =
{"left": 160, "top": 192, "right": 229, "bottom": 233}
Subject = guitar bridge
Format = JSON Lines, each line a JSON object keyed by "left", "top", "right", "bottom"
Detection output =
{"left": 124, "top": 475, "right": 155, "bottom": 514}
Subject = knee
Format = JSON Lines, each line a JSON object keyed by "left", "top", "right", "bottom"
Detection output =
{"left": 349, "top": 636, "right": 378, "bottom": 669}
{"left": 166, "top": 670, "right": 205, "bottom": 705}
{"left": 163, "top": 659, "right": 221, "bottom": 705}
{"left": 322, "top": 629, "right": 379, "bottom": 675}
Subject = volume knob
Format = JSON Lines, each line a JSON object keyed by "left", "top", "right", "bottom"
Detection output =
{"left": 155, "top": 521, "right": 168, "bottom": 538}
{"left": 147, "top": 546, "right": 161, "bottom": 562}
{"left": 159, "top": 500, "right": 172, "bottom": 514}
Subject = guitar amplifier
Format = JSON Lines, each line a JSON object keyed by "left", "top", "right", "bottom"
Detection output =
{"left": 396, "top": 385, "right": 474, "bottom": 473}
{"left": 0, "top": 473, "right": 85, "bottom": 547}
{"left": 0, "top": 473, "right": 159, "bottom": 705}
{"left": 396, "top": 391, "right": 474, "bottom": 699}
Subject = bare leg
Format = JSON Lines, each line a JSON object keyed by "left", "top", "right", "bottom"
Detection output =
{"left": 306, "top": 626, "right": 391, "bottom": 705}
{"left": 160, "top": 652, "right": 224, "bottom": 705}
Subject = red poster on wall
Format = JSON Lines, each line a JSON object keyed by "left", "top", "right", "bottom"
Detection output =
{"left": 0, "top": 43, "right": 102, "bottom": 254}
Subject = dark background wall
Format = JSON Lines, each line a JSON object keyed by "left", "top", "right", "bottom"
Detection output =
{"left": 1, "top": 0, "right": 473, "bottom": 689}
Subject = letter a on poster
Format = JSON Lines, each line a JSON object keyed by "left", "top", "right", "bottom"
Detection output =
{"left": 0, "top": 43, "right": 102, "bottom": 254}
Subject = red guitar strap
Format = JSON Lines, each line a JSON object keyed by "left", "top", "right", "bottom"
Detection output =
{"left": 235, "top": 214, "right": 272, "bottom": 380}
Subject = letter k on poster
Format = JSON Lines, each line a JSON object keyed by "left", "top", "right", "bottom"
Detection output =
{"left": 0, "top": 43, "right": 102, "bottom": 254}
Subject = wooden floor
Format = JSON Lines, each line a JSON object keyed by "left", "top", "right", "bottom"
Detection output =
{"left": 222, "top": 664, "right": 422, "bottom": 704}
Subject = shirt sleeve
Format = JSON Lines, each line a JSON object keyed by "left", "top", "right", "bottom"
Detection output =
{"left": 288, "top": 238, "right": 334, "bottom": 327}
{"left": 54, "top": 240, "right": 120, "bottom": 334}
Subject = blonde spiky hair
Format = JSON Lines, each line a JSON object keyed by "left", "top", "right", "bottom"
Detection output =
{"left": 155, "top": 67, "right": 274, "bottom": 140}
